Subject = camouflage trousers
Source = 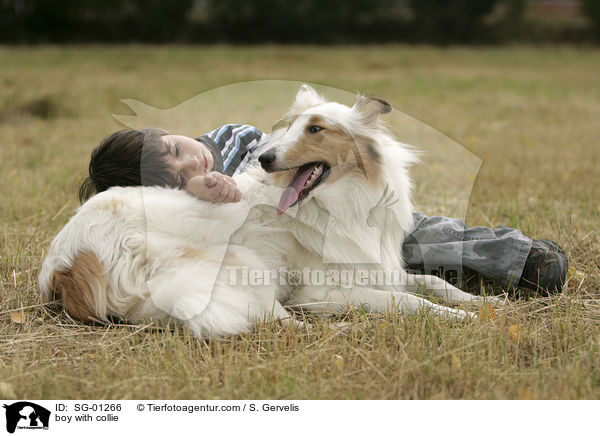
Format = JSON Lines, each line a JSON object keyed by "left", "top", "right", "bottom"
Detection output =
{"left": 403, "top": 212, "right": 532, "bottom": 289}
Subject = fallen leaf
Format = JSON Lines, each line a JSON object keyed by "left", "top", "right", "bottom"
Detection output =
{"left": 508, "top": 324, "right": 522, "bottom": 341}
{"left": 479, "top": 303, "right": 496, "bottom": 321}
{"left": 10, "top": 311, "right": 26, "bottom": 324}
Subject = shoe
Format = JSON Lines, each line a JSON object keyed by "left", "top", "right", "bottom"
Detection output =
{"left": 519, "top": 239, "right": 568, "bottom": 295}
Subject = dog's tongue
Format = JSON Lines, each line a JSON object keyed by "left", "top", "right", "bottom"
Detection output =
{"left": 277, "top": 164, "right": 318, "bottom": 215}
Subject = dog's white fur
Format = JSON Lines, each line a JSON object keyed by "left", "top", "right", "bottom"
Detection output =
{"left": 39, "top": 85, "right": 497, "bottom": 338}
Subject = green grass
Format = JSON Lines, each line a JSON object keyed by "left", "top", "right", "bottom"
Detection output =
{"left": 1, "top": 45, "right": 599, "bottom": 399}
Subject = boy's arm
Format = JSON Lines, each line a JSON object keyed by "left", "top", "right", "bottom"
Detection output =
{"left": 185, "top": 172, "right": 241, "bottom": 203}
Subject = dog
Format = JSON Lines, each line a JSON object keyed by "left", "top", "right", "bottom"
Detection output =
{"left": 39, "top": 85, "right": 498, "bottom": 338}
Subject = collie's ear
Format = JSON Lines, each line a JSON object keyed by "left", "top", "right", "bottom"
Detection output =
{"left": 289, "top": 84, "right": 327, "bottom": 114}
{"left": 353, "top": 95, "right": 392, "bottom": 124}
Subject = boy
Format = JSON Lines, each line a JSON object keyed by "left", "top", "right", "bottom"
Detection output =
{"left": 79, "top": 124, "right": 568, "bottom": 295}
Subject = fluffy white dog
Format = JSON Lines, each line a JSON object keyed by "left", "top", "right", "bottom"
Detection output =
{"left": 39, "top": 85, "right": 497, "bottom": 338}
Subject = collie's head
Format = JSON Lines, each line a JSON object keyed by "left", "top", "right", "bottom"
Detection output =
{"left": 258, "top": 84, "right": 410, "bottom": 215}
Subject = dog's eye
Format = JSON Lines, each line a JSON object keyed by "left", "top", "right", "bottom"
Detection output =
{"left": 308, "top": 125, "right": 324, "bottom": 134}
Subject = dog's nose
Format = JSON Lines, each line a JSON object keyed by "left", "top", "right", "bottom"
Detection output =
{"left": 259, "top": 150, "right": 277, "bottom": 171}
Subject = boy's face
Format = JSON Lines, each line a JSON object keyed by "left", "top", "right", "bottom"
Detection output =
{"left": 161, "top": 135, "right": 215, "bottom": 186}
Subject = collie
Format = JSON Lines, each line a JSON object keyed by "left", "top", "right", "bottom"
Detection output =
{"left": 39, "top": 85, "right": 499, "bottom": 338}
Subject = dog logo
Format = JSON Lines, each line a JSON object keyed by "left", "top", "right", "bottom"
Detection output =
{"left": 2, "top": 402, "right": 50, "bottom": 434}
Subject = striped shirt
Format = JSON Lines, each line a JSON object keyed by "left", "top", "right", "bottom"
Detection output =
{"left": 196, "top": 124, "right": 266, "bottom": 176}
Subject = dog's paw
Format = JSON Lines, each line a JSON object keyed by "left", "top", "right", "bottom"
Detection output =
{"left": 486, "top": 295, "right": 507, "bottom": 307}
{"left": 473, "top": 295, "right": 506, "bottom": 307}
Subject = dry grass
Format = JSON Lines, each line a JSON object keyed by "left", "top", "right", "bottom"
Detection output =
{"left": 1, "top": 45, "right": 599, "bottom": 399}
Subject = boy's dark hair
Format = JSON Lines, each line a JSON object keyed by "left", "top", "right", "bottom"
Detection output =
{"left": 79, "top": 128, "right": 180, "bottom": 203}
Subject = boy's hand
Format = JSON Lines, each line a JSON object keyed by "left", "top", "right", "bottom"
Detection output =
{"left": 185, "top": 172, "right": 241, "bottom": 203}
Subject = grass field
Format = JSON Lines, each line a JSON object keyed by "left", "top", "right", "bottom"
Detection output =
{"left": 0, "top": 45, "right": 599, "bottom": 400}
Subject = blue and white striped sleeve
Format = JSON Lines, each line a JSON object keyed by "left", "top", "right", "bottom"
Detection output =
{"left": 204, "top": 124, "right": 266, "bottom": 176}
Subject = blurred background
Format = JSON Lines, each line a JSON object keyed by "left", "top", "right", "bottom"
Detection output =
{"left": 1, "top": 0, "right": 599, "bottom": 45}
